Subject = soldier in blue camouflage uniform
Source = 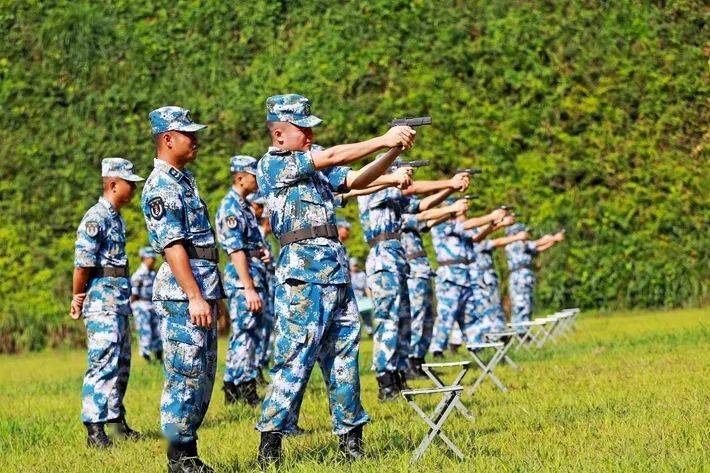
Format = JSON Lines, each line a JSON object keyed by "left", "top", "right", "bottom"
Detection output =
{"left": 505, "top": 223, "right": 565, "bottom": 326}
{"left": 70, "top": 158, "right": 144, "bottom": 448}
{"left": 255, "top": 94, "right": 415, "bottom": 465}
{"left": 466, "top": 214, "right": 517, "bottom": 333}
{"left": 141, "top": 106, "right": 223, "bottom": 472}
{"left": 429, "top": 205, "right": 508, "bottom": 355}
{"left": 397, "top": 172, "right": 470, "bottom": 377}
{"left": 357, "top": 184, "right": 417, "bottom": 399}
{"left": 130, "top": 247, "right": 162, "bottom": 363}
{"left": 216, "top": 155, "right": 268, "bottom": 407}
{"left": 248, "top": 191, "right": 275, "bottom": 383}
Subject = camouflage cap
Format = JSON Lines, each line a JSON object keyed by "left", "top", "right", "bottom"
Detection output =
{"left": 101, "top": 157, "right": 144, "bottom": 182}
{"left": 506, "top": 222, "right": 527, "bottom": 235}
{"left": 230, "top": 155, "right": 257, "bottom": 175}
{"left": 336, "top": 217, "right": 351, "bottom": 229}
{"left": 149, "top": 106, "right": 207, "bottom": 135}
{"left": 139, "top": 246, "right": 158, "bottom": 259}
{"left": 266, "top": 94, "right": 322, "bottom": 128}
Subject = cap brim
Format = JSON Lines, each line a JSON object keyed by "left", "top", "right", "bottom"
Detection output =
{"left": 178, "top": 123, "right": 207, "bottom": 132}
{"left": 290, "top": 115, "right": 322, "bottom": 128}
{"left": 124, "top": 174, "right": 145, "bottom": 182}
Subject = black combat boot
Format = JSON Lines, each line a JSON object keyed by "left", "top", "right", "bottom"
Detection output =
{"left": 256, "top": 368, "right": 267, "bottom": 387}
{"left": 85, "top": 422, "right": 113, "bottom": 449}
{"left": 395, "top": 370, "right": 410, "bottom": 391}
{"left": 155, "top": 350, "right": 164, "bottom": 362}
{"left": 167, "top": 440, "right": 213, "bottom": 473}
{"left": 142, "top": 353, "right": 152, "bottom": 363}
{"left": 223, "top": 381, "right": 239, "bottom": 405}
{"left": 338, "top": 424, "right": 364, "bottom": 461}
{"left": 432, "top": 350, "right": 444, "bottom": 359}
{"left": 376, "top": 372, "right": 399, "bottom": 402}
{"left": 406, "top": 357, "right": 425, "bottom": 380}
{"left": 113, "top": 417, "right": 142, "bottom": 440}
{"left": 240, "top": 379, "right": 261, "bottom": 407}
{"left": 257, "top": 432, "right": 283, "bottom": 467}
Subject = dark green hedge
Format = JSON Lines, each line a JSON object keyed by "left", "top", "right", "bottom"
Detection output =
{"left": 0, "top": 0, "right": 706, "bottom": 351}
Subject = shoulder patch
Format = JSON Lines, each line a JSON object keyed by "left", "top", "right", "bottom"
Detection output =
{"left": 148, "top": 197, "right": 165, "bottom": 220}
{"left": 85, "top": 221, "right": 99, "bottom": 237}
{"left": 226, "top": 215, "right": 238, "bottom": 229}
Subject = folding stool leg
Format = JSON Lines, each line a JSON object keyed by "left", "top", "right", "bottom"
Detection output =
{"left": 406, "top": 391, "right": 465, "bottom": 462}
{"left": 422, "top": 365, "right": 473, "bottom": 420}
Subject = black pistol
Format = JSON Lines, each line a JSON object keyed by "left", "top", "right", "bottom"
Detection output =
{"left": 455, "top": 168, "right": 483, "bottom": 175}
{"left": 394, "top": 160, "right": 429, "bottom": 168}
{"left": 389, "top": 117, "right": 432, "bottom": 127}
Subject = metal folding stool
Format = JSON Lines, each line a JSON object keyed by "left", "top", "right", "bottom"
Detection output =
{"left": 509, "top": 320, "right": 547, "bottom": 350}
{"left": 483, "top": 330, "right": 520, "bottom": 370}
{"left": 401, "top": 385, "right": 466, "bottom": 462}
{"left": 421, "top": 361, "right": 474, "bottom": 420}
{"left": 466, "top": 341, "right": 507, "bottom": 394}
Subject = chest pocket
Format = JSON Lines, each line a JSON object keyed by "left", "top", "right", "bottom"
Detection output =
{"left": 184, "top": 194, "right": 212, "bottom": 234}
{"left": 295, "top": 187, "right": 329, "bottom": 227}
{"left": 106, "top": 222, "right": 126, "bottom": 259}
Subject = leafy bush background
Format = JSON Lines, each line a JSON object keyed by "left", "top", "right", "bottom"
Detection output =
{"left": 0, "top": 0, "right": 706, "bottom": 352}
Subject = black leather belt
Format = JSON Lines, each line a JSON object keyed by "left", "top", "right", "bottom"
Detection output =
{"left": 93, "top": 266, "right": 129, "bottom": 278}
{"left": 278, "top": 223, "right": 339, "bottom": 246}
{"left": 184, "top": 243, "right": 219, "bottom": 262}
{"left": 247, "top": 249, "right": 263, "bottom": 258}
{"left": 367, "top": 231, "right": 401, "bottom": 248}
{"left": 437, "top": 258, "right": 470, "bottom": 266}
{"left": 407, "top": 250, "right": 427, "bottom": 260}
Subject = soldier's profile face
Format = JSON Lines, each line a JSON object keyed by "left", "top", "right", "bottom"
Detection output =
{"left": 172, "top": 131, "right": 199, "bottom": 161}
{"left": 143, "top": 257, "right": 156, "bottom": 268}
{"left": 113, "top": 178, "right": 136, "bottom": 204}
{"left": 280, "top": 122, "right": 312, "bottom": 151}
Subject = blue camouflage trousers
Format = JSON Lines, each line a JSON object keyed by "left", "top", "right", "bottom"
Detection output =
{"left": 481, "top": 270, "right": 507, "bottom": 330}
{"left": 255, "top": 274, "right": 276, "bottom": 369}
{"left": 407, "top": 276, "right": 434, "bottom": 358}
{"left": 81, "top": 312, "right": 131, "bottom": 423}
{"left": 471, "top": 272, "right": 505, "bottom": 334}
{"left": 256, "top": 281, "right": 369, "bottom": 435}
{"left": 132, "top": 300, "right": 162, "bottom": 357}
{"left": 429, "top": 279, "right": 483, "bottom": 353}
{"left": 370, "top": 270, "right": 411, "bottom": 374}
{"left": 155, "top": 301, "right": 218, "bottom": 444}
{"left": 509, "top": 268, "right": 535, "bottom": 325}
{"left": 224, "top": 286, "right": 267, "bottom": 384}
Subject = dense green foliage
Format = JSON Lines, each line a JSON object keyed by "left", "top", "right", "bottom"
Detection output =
{"left": 0, "top": 1, "right": 707, "bottom": 351}
{"left": 1, "top": 308, "right": 708, "bottom": 471}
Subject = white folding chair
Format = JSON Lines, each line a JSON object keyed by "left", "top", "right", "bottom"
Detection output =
{"left": 421, "top": 361, "right": 473, "bottom": 420}
{"left": 483, "top": 330, "right": 520, "bottom": 370}
{"left": 466, "top": 341, "right": 507, "bottom": 394}
{"left": 401, "top": 385, "right": 466, "bottom": 462}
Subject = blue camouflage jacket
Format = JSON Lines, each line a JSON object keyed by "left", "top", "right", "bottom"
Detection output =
{"left": 74, "top": 197, "right": 131, "bottom": 315}
{"left": 130, "top": 263, "right": 156, "bottom": 301}
{"left": 505, "top": 240, "right": 538, "bottom": 272}
{"left": 400, "top": 195, "right": 433, "bottom": 279}
{"left": 256, "top": 146, "right": 351, "bottom": 285}
{"left": 431, "top": 219, "right": 471, "bottom": 285}
{"left": 141, "top": 158, "right": 224, "bottom": 301}
{"left": 215, "top": 187, "right": 268, "bottom": 295}
{"left": 357, "top": 187, "right": 416, "bottom": 275}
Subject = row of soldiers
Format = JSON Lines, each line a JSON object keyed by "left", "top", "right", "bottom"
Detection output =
{"left": 71, "top": 95, "right": 563, "bottom": 472}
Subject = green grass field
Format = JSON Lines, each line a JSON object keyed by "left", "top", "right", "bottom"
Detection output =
{"left": 1, "top": 308, "right": 708, "bottom": 472}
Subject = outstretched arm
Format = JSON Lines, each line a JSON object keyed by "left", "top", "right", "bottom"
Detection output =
{"left": 489, "top": 230, "right": 527, "bottom": 248}
{"left": 312, "top": 126, "right": 415, "bottom": 170}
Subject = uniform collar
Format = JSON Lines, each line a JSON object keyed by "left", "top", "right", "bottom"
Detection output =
{"left": 268, "top": 146, "right": 293, "bottom": 156}
{"left": 154, "top": 158, "right": 188, "bottom": 183}
{"left": 98, "top": 196, "right": 118, "bottom": 215}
